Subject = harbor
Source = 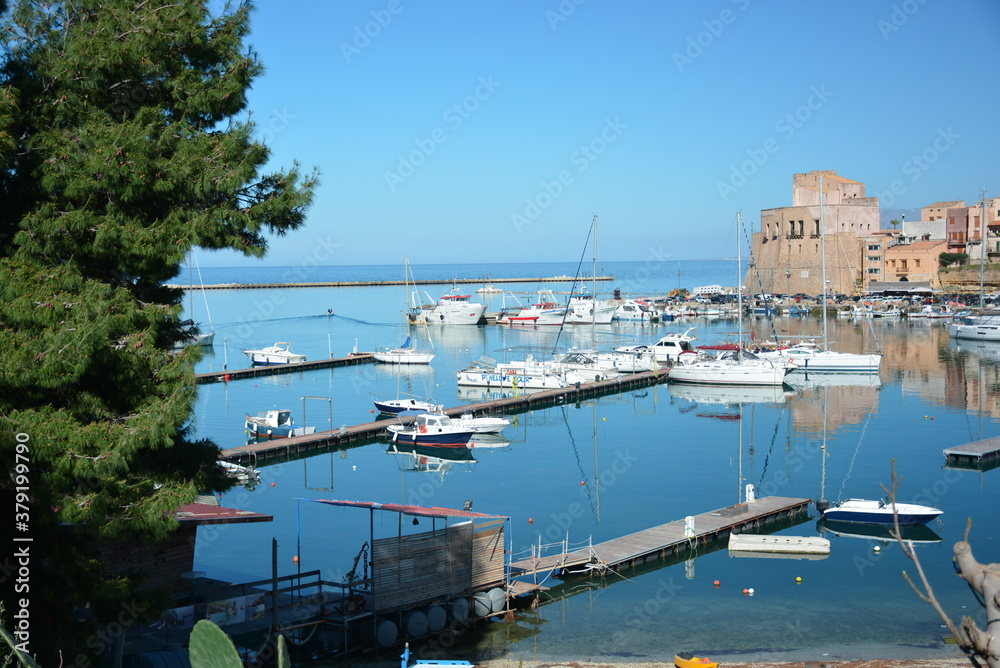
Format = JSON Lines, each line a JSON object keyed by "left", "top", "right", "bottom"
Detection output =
{"left": 173, "top": 260, "right": 996, "bottom": 665}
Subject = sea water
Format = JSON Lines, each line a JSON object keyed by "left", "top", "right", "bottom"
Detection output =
{"left": 182, "top": 261, "right": 998, "bottom": 663}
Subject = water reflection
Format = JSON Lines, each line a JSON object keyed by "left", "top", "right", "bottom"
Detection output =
{"left": 816, "top": 518, "right": 942, "bottom": 545}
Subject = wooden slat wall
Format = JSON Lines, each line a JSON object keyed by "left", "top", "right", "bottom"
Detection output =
{"left": 470, "top": 519, "right": 506, "bottom": 589}
{"left": 372, "top": 522, "right": 473, "bottom": 612}
{"left": 91, "top": 525, "right": 198, "bottom": 595}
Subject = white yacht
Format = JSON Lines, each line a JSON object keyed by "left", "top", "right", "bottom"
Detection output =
{"left": 614, "top": 328, "right": 699, "bottom": 363}
{"left": 668, "top": 349, "right": 795, "bottom": 387}
{"left": 755, "top": 339, "right": 882, "bottom": 373}
{"left": 242, "top": 342, "right": 306, "bottom": 365}
{"left": 409, "top": 286, "right": 487, "bottom": 326}
{"left": 564, "top": 294, "right": 617, "bottom": 325}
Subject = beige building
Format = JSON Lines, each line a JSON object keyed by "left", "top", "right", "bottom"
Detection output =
{"left": 747, "top": 170, "right": 880, "bottom": 296}
{"left": 921, "top": 200, "right": 964, "bottom": 222}
{"left": 881, "top": 239, "right": 947, "bottom": 286}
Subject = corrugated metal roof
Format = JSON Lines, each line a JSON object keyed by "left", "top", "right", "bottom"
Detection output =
{"left": 174, "top": 502, "right": 273, "bottom": 525}
{"left": 304, "top": 498, "right": 506, "bottom": 519}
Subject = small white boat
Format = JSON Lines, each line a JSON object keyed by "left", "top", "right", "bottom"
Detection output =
{"left": 495, "top": 290, "right": 568, "bottom": 326}
{"left": 949, "top": 311, "right": 1000, "bottom": 341}
{"left": 218, "top": 461, "right": 260, "bottom": 487}
{"left": 245, "top": 409, "right": 316, "bottom": 439}
{"left": 450, "top": 412, "right": 510, "bottom": 433}
{"left": 476, "top": 284, "right": 504, "bottom": 294}
{"left": 564, "top": 294, "right": 617, "bottom": 325}
{"left": 612, "top": 299, "right": 651, "bottom": 322}
{"left": 820, "top": 498, "right": 943, "bottom": 525}
{"left": 668, "top": 349, "right": 795, "bottom": 387}
{"left": 373, "top": 335, "right": 435, "bottom": 364}
{"left": 456, "top": 355, "right": 585, "bottom": 389}
{"left": 907, "top": 305, "right": 954, "bottom": 319}
{"left": 242, "top": 342, "right": 306, "bottom": 365}
{"left": 614, "top": 328, "right": 699, "bottom": 363}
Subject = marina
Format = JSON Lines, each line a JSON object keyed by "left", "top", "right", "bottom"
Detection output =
{"left": 174, "top": 260, "right": 998, "bottom": 664}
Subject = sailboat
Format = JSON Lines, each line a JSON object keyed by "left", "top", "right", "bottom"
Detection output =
{"left": 668, "top": 213, "right": 794, "bottom": 387}
{"left": 756, "top": 176, "right": 883, "bottom": 373}
{"left": 374, "top": 257, "right": 436, "bottom": 364}
{"left": 174, "top": 251, "right": 215, "bottom": 348}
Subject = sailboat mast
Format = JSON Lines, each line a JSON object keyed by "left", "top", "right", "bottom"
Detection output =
{"left": 737, "top": 212, "right": 744, "bottom": 348}
{"left": 819, "top": 176, "right": 829, "bottom": 348}
{"left": 592, "top": 214, "right": 598, "bottom": 337}
{"left": 979, "top": 189, "right": 988, "bottom": 310}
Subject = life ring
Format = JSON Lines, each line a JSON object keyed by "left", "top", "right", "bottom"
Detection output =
{"left": 418, "top": 424, "right": 427, "bottom": 434}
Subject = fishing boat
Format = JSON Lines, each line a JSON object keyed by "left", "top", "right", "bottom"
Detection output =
{"left": 242, "top": 342, "right": 307, "bottom": 365}
{"left": 564, "top": 294, "right": 616, "bottom": 325}
{"left": 245, "top": 409, "right": 316, "bottom": 439}
{"left": 820, "top": 498, "right": 942, "bottom": 525}
{"left": 495, "top": 290, "right": 568, "bottom": 326}
{"left": 387, "top": 412, "right": 476, "bottom": 446}
{"left": 674, "top": 652, "right": 717, "bottom": 668}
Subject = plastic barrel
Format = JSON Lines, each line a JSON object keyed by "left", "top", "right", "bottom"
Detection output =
{"left": 403, "top": 609, "right": 428, "bottom": 638}
{"left": 472, "top": 591, "right": 492, "bottom": 617}
{"left": 488, "top": 587, "right": 506, "bottom": 613}
{"left": 374, "top": 618, "right": 398, "bottom": 648}
{"left": 425, "top": 605, "right": 447, "bottom": 632}
{"left": 450, "top": 597, "right": 470, "bottom": 624}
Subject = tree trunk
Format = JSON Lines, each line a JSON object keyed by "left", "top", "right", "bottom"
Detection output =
{"left": 954, "top": 541, "right": 1000, "bottom": 667}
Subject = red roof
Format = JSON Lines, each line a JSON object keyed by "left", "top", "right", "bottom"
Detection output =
{"left": 305, "top": 499, "right": 506, "bottom": 520}
{"left": 174, "top": 502, "right": 273, "bottom": 525}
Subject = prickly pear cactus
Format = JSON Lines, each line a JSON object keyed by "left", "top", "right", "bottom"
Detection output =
{"left": 188, "top": 620, "right": 243, "bottom": 668}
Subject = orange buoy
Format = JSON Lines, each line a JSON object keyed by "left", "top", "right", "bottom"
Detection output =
{"left": 271, "top": 482, "right": 276, "bottom": 487}
{"left": 293, "top": 555, "right": 299, "bottom": 563}
{"left": 713, "top": 580, "right": 720, "bottom": 587}
{"left": 528, "top": 518, "right": 534, "bottom": 524}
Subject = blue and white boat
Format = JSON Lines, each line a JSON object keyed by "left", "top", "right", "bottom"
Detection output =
{"left": 373, "top": 398, "right": 439, "bottom": 415}
{"left": 387, "top": 412, "right": 476, "bottom": 446}
{"left": 821, "top": 498, "right": 942, "bottom": 526}
{"left": 245, "top": 409, "right": 316, "bottom": 439}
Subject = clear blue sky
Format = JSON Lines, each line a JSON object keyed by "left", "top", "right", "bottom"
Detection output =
{"left": 209, "top": 0, "right": 1000, "bottom": 267}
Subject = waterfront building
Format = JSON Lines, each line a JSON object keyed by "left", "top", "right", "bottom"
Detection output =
{"left": 921, "top": 200, "right": 964, "bottom": 222}
{"left": 746, "top": 170, "right": 880, "bottom": 296}
{"left": 881, "top": 239, "right": 948, "bottom": 287}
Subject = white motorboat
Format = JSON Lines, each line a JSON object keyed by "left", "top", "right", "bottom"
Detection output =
{"left": 907, "top": 305, "right": 954, "bottom": 319}
{"left": 756, "top": 340, "right": 882, "bottom": 373}
{"left": 614, "top": 327, "right": 699, "bottom": 362}
{"left": 456, "top": 356, "right": 586, "bottom": 389}
{"left": 949, "top": 311, "right": 1000, "bottom": 341}
{"left": 242, "top": 342, "right": 307, "bottom": 365}
{"left": 820, "top": 498, "right": 943, "bottom": 526}
{"left": 218, "top": 461, "right": 260, "bottom": 488}
{"left": 564, "top": 294, "right": 616, "bottom": 325}
{"left": 409, "top": 286, "right": 487, "bottom": 326}
{"left": 387, "top": 412, "right": 476, "bottom": 446}
{"left": 612, "top": 299, "right": 651, "bottom": 321}
{"left": 550, "top": 351, "right": 622, "bottom": 381}
{"left": 245, "top": 409, "right": 316, "bottom": 439}
{"left": 450, "top": 412, "right": 510, "bottom": 434}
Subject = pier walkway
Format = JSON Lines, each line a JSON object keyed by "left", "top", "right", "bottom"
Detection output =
{"left": 509, "top": 496, "right": 812, "bottom": 578}
{"left": 196, "top": 353, "right": 373, "bottom": 384}
{"left": 219, "top": 370, "right": 670, "bottom": 464}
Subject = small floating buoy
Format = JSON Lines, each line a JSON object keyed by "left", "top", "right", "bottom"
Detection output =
{"left": 271, "top": 482, "right": 276, "bottom": 487}
{"left": 352, "top": 465, "right": 357, "bottom": 471}
{"left": 293, "top": 555, "right": 299, "bottom": 563}
{"left": 874, "top": 545, "right": 881, "bottom": 553}
{"left": 580, "top": 480, "right": 586, "bottom": 486}
{"left": 742, "top": 588, "right": 749, "bottom": 595}
{"left": 369, "top": 409, "right": 375, "bottom": 413}
{"left": 748, "top": 588, "right": 755, "bottom": 596}
{"left": 713, "top": 580, "right": 720, "bottom": 587}
{"left": 224, "top": 374, "right": 231, "bottom": 382}
{"left": 528, "top": 518, "right": 534, "bottom": 524}
{"left": 795, "top": 576, "right": 802, "bottom": 584}
{"left": 602, "top": 417, "right": 606, "bottom": 421}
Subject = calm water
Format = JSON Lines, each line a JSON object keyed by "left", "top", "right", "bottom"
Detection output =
{"left": 184, "top": 262, "right": 999, "bottom": 663}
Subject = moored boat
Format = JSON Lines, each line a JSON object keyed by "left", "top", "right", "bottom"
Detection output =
{"left": 373, "top": 398, "right": 440, "bottom": 415}
{"left": 820, "top": 498, "right": 942, "bottom": 525}
{"left": 387, "top": 412, "right": 476, "bottom": 446}
{"left": 409, "top": 286, "right": 487, "bottom": 326}
{"left": 245, "top": 409, "right": 316, "bottom": 439}
{"left": 242, "top": 341, "right": 306, "bottom": 365}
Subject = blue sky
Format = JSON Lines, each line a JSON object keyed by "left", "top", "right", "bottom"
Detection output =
{"left": 210, "top": 0, "right": 1000, "bottom": 267}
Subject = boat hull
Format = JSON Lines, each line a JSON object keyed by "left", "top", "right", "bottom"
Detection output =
{"left": 373, "top": 399, "right": 438, "bottom": 414}
{"left": 245, "top": 422, "right": 316, "bottom": 439}
{"left": 373, "top": 350, "right": 435, "bottom": 364}
{"left": 822, "top": 499, "right": 942, "bottom": 525}
{"left": 389, "top": 429, "right": 476, "bottom": 446}
{"left": 456, "top": 371, "right": 568, "bottom": 389}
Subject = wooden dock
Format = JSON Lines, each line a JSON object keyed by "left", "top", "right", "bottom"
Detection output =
{"left": 197, "top": 353, "right": 374, "bottom": 384}
{"left": 943, "top": 436, "right": 1000, "bottom": 469}
{"left": 174, "top": 275, "right": 615, "bottom": 291}
{"left": 219, "top": 370, "right": 670, "bottom": 464}
{"left": 509, "top": 496, "right": 812, "bottom": 577}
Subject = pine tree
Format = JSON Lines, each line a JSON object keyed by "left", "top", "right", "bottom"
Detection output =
{"left": 0, "top": 0, "right": 317, "bottom": 661}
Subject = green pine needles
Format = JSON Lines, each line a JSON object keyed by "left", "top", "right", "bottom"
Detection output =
{"left": 0, "top": 0, "right": 317, "bottom": 662}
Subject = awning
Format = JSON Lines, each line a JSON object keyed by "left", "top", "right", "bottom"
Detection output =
{"left": 302, "top": 499, "right": 506, "bottom": 520}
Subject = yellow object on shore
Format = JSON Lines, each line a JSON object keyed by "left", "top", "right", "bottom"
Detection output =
{"left": 675, "top": 652, "right": 718, "bottom": 668}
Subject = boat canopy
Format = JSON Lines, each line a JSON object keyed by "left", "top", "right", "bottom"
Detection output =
{"left": 302, "top": 498, "right": 505, "bottom": 519}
